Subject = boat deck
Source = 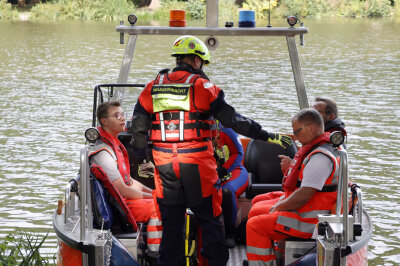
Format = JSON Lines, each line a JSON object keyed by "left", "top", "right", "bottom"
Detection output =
{"left": 228, "top": 245, "right": 247, "bottom": 266}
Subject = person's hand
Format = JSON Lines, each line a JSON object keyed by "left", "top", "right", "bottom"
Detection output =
{"left": 278, "top": 155, "right": 292, "bottom": 174}
{"left": 138, "top": 161, "right": 155, "bottom": 178}
{"left": 267, "top": 133, "right": 292, "bottom": 149}
{"left": 216, "top": 167, "right": 231, "bottom": 182}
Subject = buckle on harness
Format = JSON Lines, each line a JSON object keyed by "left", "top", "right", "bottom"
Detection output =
{"left": 167, "top": 121, "right": 177, "bottom": 132}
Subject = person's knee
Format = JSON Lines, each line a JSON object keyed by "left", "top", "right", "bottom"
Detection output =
{"left": 222, "top": 188, "right": 234, "bottom": 203}
{"left": 246, "top": 216, "right": 256, "bottom": 232}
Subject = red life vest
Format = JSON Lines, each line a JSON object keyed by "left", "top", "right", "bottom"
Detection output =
{"left": 88, "top": 127, "right": 131, "bottom": 185}
{"left": 282, "top": 133, "right": 331, "bottom": 192}
{"left": 143, "top": 71, "right": 217, "bottom": 142}
{"left": 275, "top": 135, "right": 339, "bottom": 239}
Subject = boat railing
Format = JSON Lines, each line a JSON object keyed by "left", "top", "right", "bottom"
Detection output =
{"left": 79, "top": 146, "right": 93, "bottom": 243}
{"left": 92, "top": 84, "right": 146, "bottom": 127}
{"left": 334, "top": 147, "right": 364, "bottom": 242}
{"left": 64, "top": 176, "right": 79, "bottom": 224}
{"left": 354, "top": 186, "right": 363, "bottom": 225}
{"left": 337, "top": 148, "right": 350, "bottom": 244}
{"left": 64, "top": 183, "right": 72, "bottom": 223}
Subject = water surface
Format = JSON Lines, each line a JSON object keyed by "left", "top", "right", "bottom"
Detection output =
{"left": 0, "top": 18, "right": 399, "bottom": 264}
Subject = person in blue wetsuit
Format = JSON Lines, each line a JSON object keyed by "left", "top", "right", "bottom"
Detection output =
{"left": 213, "top": 121, "right": 249, "bottom": 248}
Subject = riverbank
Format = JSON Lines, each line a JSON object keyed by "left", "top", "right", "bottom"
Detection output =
{"left": 1, "top": 0, "right": 400, "bottom": 22}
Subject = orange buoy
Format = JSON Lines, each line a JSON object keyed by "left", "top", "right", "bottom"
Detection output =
{"left": 169, "top": 10, "right": 186, "bottom": 27}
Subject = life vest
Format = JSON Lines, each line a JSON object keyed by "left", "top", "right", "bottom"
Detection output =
{"left": 150, "top": 73, "right": 217, "bottom": 142}
{"left": 282, "top": 133, "right": 331, "bottom": 192}
{"left": 88, "top": 127, "right": 131, "bottom": 185}
{"left": 275, "top": 135, "right": 339, "bottom": 239}
{"left": 90, "top": 164, "right": 137, "bottom": 231}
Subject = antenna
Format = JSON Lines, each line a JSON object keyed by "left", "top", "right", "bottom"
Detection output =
{"left": 267, "top": 0, "right": 271, "bottom": 27}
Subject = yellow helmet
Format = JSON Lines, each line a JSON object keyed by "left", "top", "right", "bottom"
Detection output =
{"left": 171, "top": 35, "right": 210, "bottom": 65}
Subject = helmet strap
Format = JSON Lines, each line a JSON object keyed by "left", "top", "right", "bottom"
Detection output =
{"left": 199, "top": 60, "right": 204, "bottom": 70}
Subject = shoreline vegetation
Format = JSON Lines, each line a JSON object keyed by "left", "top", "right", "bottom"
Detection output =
{"left": 0, "top": 229, "right": 55, "bottom": 265}
{"left": 0, "top": 0, "right": 399, "bottom": 22}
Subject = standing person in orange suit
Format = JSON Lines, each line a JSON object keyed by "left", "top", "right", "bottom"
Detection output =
{"left": 130, "top": 35, "right": 293, "bottom": 266}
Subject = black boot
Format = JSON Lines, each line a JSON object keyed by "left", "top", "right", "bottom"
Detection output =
{"left": 224, "top": 223, "right": 236, "bottom": 248}
{"left": 221, "top": 188, "right": 236, "bottom": 248}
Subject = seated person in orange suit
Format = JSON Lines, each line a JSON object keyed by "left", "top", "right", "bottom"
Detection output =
{"left": 88, "top": 101, "right": 161, "bottom": 253}
{"left": 252, "top": 96, "right": 347, "bottom": 206}
{"left": 246, "top": 108, "right": 339, "bottom": 265}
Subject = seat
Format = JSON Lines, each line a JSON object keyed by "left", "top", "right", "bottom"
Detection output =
{"left": 244, "top": 139, "right": 297, "bottom": 199}
{"left": 118, "top": 130, "right": 155, "bottom": 189}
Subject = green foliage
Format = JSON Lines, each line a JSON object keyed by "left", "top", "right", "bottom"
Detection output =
{"left": 365, "top": 0, "right": 391, "bottom": 17}
{"left": 0, "top": 229, "right": 54, "bottom": 265}
{"left": 187, "top": 0, "right": 205, "bottom": 19}
{"left": 30, "top": 0, "right": 134, "bottom": 21}
{"left": 275, "top": 0, "right": 392, "bottom": 18}
{"left": 135, "top": 0, "right": 204, "bottom": 21}
{"left": 218, "top": 0, "right": 239, "bottom": 23}
{"left": 242, "top": 0, "right": 278, "bottom": 20}
{"left": 0, "top": 0, "right": 19, "bottom": 20}
{"left": 0, "top": 0, "right": 397, "bottom": 21}
{"left": 277, "top": 0, "right": 328, "bottom": 18}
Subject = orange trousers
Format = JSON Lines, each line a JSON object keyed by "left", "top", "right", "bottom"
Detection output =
{"left": 126, "top": 198, "right": 162, "bottom": 252}
{"left": 246, "top": 195, "right": 288, "bottom": 264}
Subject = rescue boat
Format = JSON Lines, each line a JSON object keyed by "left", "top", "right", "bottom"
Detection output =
{"left": 53, "top": 1, "right": 372, "bottom": 265}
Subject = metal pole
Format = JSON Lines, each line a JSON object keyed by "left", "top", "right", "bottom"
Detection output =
{"left": 114, "top": 34, "right": 138, "bottom": 102}
{"left": 300, "top": 22, "right": 304, "bottom": 46}
{"left": 206, "top": 0, "right": 219, "bottom": 28}
{"left": 64, "top": 184, "right": 71, "bottom": 224}
{"left": 356, "top": 187, "right": 363, "bottom": 224}
{"left": 86, "top": 154, "right": 93, "bottom": 231}
{"left": 120, "top": 21, "right": 124, "bottom": 44}
{"left": 286, "top": 36, "right": 309, "bottom": 109}
{"left": 80, "top": 148, "right": 88, "bottom": 243}
{"left": 335, "top": 157, "right": 343, "bottom": 216}
{"left": 267, "top": 0, "right": 271, "bottom": 27}
{"left": 341, "top": 149, "right": 349, "bottom": 244}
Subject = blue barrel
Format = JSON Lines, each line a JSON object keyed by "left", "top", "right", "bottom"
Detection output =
{"left": 239, "top": 10, "right": 256, "bottom": 27}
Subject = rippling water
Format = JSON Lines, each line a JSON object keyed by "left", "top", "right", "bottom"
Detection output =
{"left": 0, "top": 18, "right": 399, "bottom": 264}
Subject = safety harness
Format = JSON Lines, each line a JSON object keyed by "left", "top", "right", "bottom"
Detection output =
{"left": 150, "top": 72, "right": 217, "bottom": 142}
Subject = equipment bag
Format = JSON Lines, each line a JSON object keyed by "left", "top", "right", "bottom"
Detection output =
{"left": 90, "top": 175, "right": 114, "bottom": 230}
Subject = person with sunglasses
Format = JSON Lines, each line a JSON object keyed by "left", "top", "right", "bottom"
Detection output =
{"left": 89, "top": 101, "right": 162, "bottom": 255}
{"left": 245, "top": 108, "right": 340, "bottom": 265}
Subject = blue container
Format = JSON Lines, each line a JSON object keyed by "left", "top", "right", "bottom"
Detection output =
{"left": 239, "top": 10, "right": 256, "bottom": 27}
